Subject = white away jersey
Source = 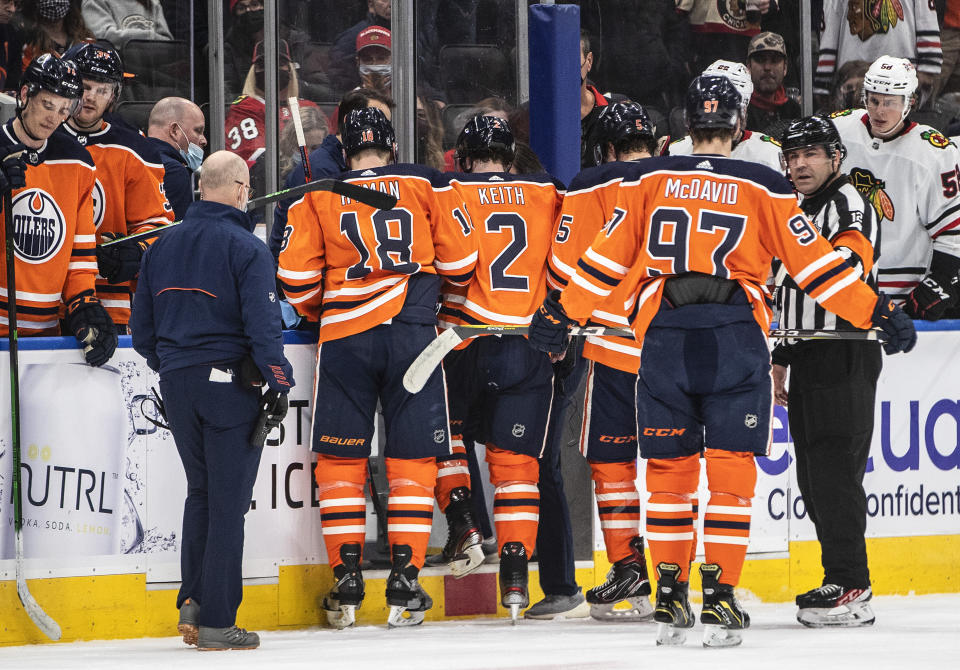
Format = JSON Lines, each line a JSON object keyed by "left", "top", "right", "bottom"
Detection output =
{"left": 667, "top": 130, "right": 784, "bottom": 173}
{"left": 830, "top": 109, "right": 960, "bottom": 300}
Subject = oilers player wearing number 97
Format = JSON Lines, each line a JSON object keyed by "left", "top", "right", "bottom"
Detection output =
{"left": 529, "top": 75, "right": 917, "bottom": 648}
{"left": 278, "top": 107, "right": 478, "bottom": 629}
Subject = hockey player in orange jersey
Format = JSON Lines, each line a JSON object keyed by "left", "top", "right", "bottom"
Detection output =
{"left": 529, "top": 75, "right": 916, "bottom": 647}
{"left": 548, "top": 101, "right": 659, "bottom": 622}
{"left": 434, "top": 115, "right": 564, "bottom": 621}
{"left": 279, "top": 108, "right": 477, "bottom": 629}
{"left": 62, "top": 43, "right": 174, "bottom": 332}
{"left": 0, "top": 54, "right": 116, "bottom": 366}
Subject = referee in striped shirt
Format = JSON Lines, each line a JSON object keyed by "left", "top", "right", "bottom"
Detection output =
{"left": 772, "top": 116, "right": 882, "bottom": 628}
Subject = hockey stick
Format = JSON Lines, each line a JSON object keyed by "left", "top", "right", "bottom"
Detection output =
{"left": 288, "top": 97, "right": 313, "bottom": 183}
{"left": 403, "top": 324, "right": 881, "bottom": 393}
{"left": 101, "top": 179, "right": 399, "bottom": 248}
{"left": 3, "top": 188, "right": 62, "bottom": 641}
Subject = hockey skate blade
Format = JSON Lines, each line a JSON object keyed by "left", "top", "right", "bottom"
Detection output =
{"left": 655, "top": 622, "right": 687, "bottom": 646}
{"left": 797, "top": 604, "right": 875, "bottom": 628}
{"left": 449, "top": 543, "right": 485, "bottom": 578}
{"left": 509, "top": 604, "right": 520, "bottom": 625}
{"left": 325, "top": 604, "right": 356, "bottom": 630}
{"left": 387, "top": 605, "right": 426, "bottom": 628}
{"left": 703, "top": 623, "right": 743, "bottom": 648}
{"left": 589, "top": 597, "right": 655, "bottom": 622}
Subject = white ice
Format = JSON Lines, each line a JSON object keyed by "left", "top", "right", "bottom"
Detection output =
{"left": 1, "top": 594, "right": 957, "bottom": 670}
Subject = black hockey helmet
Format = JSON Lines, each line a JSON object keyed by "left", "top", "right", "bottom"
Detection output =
{"left": 20, "top": 53, "right": 83, "bottom": 103}
{"left": 684, "top": 75, "right": 742, "bottom": 131}
{"left": 454, "top": 114, "right": 516, "bottom": 170}
{"left": 63, "top": 42, "right": 125, "bottom": 100}
{"left": 780, "top": 115, "right": 846, "bottom": 162}
{"left": 342, "top": 106, "right": 396, "bottom": 158}
{"left": 593, "top": 101, "right": 655, "bottom": 165}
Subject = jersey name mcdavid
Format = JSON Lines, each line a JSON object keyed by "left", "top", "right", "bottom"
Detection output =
{"left": 12, "top": 189, "right": 67, "bottom": 263}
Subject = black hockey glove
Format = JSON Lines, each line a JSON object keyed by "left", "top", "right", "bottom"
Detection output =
{"left": 96, "top": 238, "right": 149, "bottom": 285}
{"left": 871, "top": 293, "right": 917, "bottom": 355}
{"left": 65, "top": 294, "right": 119, "bottom": 367}
{"left": 0, "top": 143, "right": 28, "bottom": 194}
{"left": 528, "top": 289, "right": 575, "bottom": 355}
{"left": 903, "top": 274, "right": 958, "bottom": 321}
{"left": 250, "top": 390, "right": 289, "bottom": 448}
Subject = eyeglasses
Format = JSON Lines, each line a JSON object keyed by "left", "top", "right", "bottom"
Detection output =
{"left": 235, "top": 0, "right": 263, "bottom": 14}
{"left": 235, "top": 180, "right": 253, "bottom": 196}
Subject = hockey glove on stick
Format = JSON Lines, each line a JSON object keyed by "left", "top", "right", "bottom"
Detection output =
{"left": 96, "top": 237, "right": 149, "bottom": 285}
{"left": 528, "top": 289, "right": 575, "bottom": 355}
{"left": 250, "top": 390, "right": 289, "bottom": 447}
{"left": 871, "top": 293, "right": 917, "bottom": 354}
{"left": 65, "top": 294, "right": 119, "bottom": 366}
{"left": 0, "top": 144, "right": 28, "bottom": 194}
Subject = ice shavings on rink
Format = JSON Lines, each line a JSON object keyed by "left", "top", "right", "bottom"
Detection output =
{"left": 0, "top": 594, "right": 957, "bottom": 670}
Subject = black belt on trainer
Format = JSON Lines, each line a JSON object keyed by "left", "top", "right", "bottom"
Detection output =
{"left": 661, "top": 272, "right": 744, "bottom": 308}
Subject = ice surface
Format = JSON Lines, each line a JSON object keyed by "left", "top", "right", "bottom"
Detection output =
{"left": 0, "top": 594, "right": 957, "bottom": 669}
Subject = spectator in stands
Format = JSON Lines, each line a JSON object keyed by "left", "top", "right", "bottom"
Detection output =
{"left": 356, "top": 25, "right": 391, "bottom": 95}
{"left": 815, "top": 0, "right": 942, "bottom": 108}
{"left": 580, "top": 30, "right": 610, "bottom": 169}
{"left": 822, "top": 59, "right": 870, "bottom": 114}
{"left": 19, "top": 0, "right": 94, "bottom": 67}
{"left": 328, "top": 0, "right": 390, "bottom": 94}
{"left": 146, "top": 96, "right": 206, "bottom": 220}
{"left": 416, "top": 91, "right": 444, "bottom": 170}
{"left": 278, "top": 104, "right": 328, "bottom": 182}
{"left": 510, "top": 141, "right": 545, "bottom": 175}
{"left": 937, "top": 0, "right": 960, "bottom": 98}
{"left": 81, "top": 0, "right": 173, "bottom": 48}
{"left": 675, "top": 0, "right": 770, "bottom": 75}
{"left": 745, "top": 31, "right": 801, "bottom": 134}
{"left": 0, "top": 0, "right": 23, "bottom": 90}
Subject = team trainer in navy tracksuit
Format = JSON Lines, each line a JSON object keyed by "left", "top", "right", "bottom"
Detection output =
{"left": 131, "top": 151, "right": 294, "bottom": 651}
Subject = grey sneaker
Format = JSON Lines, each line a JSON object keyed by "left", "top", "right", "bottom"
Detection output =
{"left": 177, "top": 598, "right": 199, "bottom": 646}
{"left": 524, "top": 589, "right": 591, "bottom": 620}
{"left": 197, "top": 625, "right": 260, "bottom": 651}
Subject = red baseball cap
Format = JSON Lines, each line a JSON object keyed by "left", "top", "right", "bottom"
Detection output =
{"left": 356, "top": 26, "right": 391, "bottom": 53}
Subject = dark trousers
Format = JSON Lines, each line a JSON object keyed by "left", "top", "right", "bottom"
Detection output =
{"left": 787, "top": 340, "right": 882, "bottom": 589}
{"left": 535, "top": 337, "right": 587, "bottom": 597}
{"left": 160, "top": 366, "right": 263, "bottom": 628}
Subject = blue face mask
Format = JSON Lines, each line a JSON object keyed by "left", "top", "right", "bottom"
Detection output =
{"left": 175, "top": 123, "right": 204, "bottom": 171}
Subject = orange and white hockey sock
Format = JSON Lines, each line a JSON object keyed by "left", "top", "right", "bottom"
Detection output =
{"left": 315, "top": 454, "right": 368, "bottom": 569}
{"left": 434, "top": 429, "right": 471, "bottom": 512}
{"left": 645, "top": 454, "right": 699, "bottom": 582}
{"left": 689, "top": 495, "right": 700, "bottom": 566}
{"left": 589, "top": 460, "right": 641, "bottom": 564}
{"left": 487, "top": 446, "right": 539, "bottom": 555}
{"left": 386, "top": 457, "right": 437, "bottom": 570}
{"left": 702, "top": 449, "right": 757, "bottom": 586}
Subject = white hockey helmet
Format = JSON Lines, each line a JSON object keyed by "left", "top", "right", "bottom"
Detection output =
{"left": 703, "top": 60, "right": 754, "bottom": 114}
{"left": 862, "top": 55, "right": 918, "bottom": 120}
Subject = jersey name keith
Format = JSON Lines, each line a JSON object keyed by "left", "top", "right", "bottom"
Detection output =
{"left": 664, "top": 177, "right": 739, "bottom": 205}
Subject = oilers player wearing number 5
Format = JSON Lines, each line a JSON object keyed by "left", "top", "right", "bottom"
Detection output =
{"left": 279, "top": 108, "right": 477, "bottom": 629}
{"left": 529, "top": 75, "right": 917, "bottom": 648}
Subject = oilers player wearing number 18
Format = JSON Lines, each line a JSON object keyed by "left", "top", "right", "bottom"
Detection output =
{"left": 279, "top": 108, "right": 477, "bottom": 629}
{"left": 529, "top": 75, "right": 916, "bottom": 648}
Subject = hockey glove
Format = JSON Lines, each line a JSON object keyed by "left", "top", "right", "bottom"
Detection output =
{"left": 66, "top": 294, "right": 119, "bottom": 367}
{"left": 0, "top": 143, "right": 28, "bottom": 194}
{"left": 903, "top": 274, "right": 958, "bottom": 321}
{"left": 96, "top": 238, "right": 149, "bottom": 285}
{"left": 250, "top": 390, "right": 289, "bottom": 448}
{"left": 871, "top": 294, "right": 917, "bottom": 355}
{"left": 528, "top": 289, "right": 575, "bottom": 355}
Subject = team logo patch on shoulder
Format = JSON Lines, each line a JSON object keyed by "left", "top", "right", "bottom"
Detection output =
{"left": 829, "top": 109, "right": 853, "bottom": 118}
{"left": 91, "top": 178, "right": 105, "bottom": 230}
{"left": 759, "top": 134, "right": 781, "bottom": 146}
{"left": 850, "top": 167, "right": 895, "bottom": 222}
{"left": 11, "top": 189, "right": 67, "bottom": 264}
{"left": 921, "top": 129, "right": 953, "bottom": 149}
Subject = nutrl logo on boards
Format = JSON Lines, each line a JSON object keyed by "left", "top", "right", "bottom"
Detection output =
{"left": 11, "top": 189, "right": 67, "bottom": 263}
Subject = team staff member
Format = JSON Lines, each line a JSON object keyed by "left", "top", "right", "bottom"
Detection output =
{"left": 146, "top": 97, "right": 208, "bottom": 221}
{"left": 1, "top": 54, "right": 116, "bottom": 366}
{"left": 772, "top": 116, "right": 880, "bottom": 628}
{"left": 529, "top": 76, "right": 916, "bottom": 648}
{"left": 131, "top": 151, "right": 292, "bottom": 651}
{"left": 279, "top": 108, "right": 477, "bottom": 629}
{"left": 63, "top": 43, "right": 174, "bottom": 333}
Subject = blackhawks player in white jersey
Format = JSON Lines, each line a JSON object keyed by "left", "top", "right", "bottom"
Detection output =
{"left": 664, "top": 61, "right": 784, "bottom": 173}
{"left": 830, "top": 55, "right": 960, "bottom": 318}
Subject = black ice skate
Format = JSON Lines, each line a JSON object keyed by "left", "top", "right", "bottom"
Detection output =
{"left": 586, "top": 536, "right": 654, "bottom": 622}
{"left": 322, "top": 543, "right": 365, "bottom": 629}
{"left": 441, "top": 487, "right": 484, "bottom": 577}
{"left": 699, "top": 563, "right": 750, "bottom": 648}
{"left": 385, "top": 544, "right": 433, "bottom": 628}
{"left": 796, "top": 584, "right": 875, "bottom": 628}
{"left": 653, "top": 562, "right": 694, "bottom": 646}
{"left": 499, "top": 542, "right": 529, "bottom": 625}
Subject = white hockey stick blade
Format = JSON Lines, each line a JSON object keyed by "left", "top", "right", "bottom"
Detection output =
{"left": 403, "top": 328, "right": 465, "bottom": 393}
{"left": 15, "top": 534, "right": 61, "bottom": 640}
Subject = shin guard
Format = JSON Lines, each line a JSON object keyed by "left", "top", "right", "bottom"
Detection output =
{"left": 385, "top": 457, "right": 437, "bottom": 569}
{"left": 589, "top": 460, "right": 641, "bottom": 564}
{"left": 645, "top": 455, "right": 699, "bottom": 582}
{"left": 487, "top": 446, "right": 540, "bottom": 555}
{"left": 702, "top": 449, "right": 757, "bottom": 586}
{"left": 315, "top": 454, "right": 368, "bottom": 569}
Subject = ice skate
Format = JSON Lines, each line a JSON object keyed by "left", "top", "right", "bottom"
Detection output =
{"left": 699, "top": 563, "right": 750, "bottom": 648}
{"left": 385, "top": 544, "right": 433, "bottom": 628}
{"left": 586, "top": 536, "right": 654, "bottom": 622}
{"left": 653, "top": 562, "right": 694, "bottom": 646}
{"left": 499, "top": 542, "right": 529, "bottom": 625}
{"left": 177, "top": 597, "right": 199, "bottom": 646}
{"left": 796, "top": 584, "right": 875, "bottom": 628}
{"left": 441, "top": 487, "right": 484, "bottom": 577}
{"left": 322, "top": 544, "right": 364, "bottom": 629}
{"left": 197, "top": 625, "right": 259, "bottom": 651}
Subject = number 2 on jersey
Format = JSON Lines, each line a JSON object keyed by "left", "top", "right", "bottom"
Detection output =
{"left": 340, "top": 208, "right": 420, "bottom": 279}
{"left": 486, "top": 212, "right": 529, "bottom": 291}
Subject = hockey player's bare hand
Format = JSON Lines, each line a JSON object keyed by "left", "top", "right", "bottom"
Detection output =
{"left": 0, "top": 142, "right": 28, "bottom": 194}
{"left": 771, "top": 364, "right": 788, "bottom": 406}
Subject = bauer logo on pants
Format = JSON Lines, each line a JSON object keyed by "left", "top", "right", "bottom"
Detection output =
{"left": 11, "top": 189, "right": 67, "bottom": 263}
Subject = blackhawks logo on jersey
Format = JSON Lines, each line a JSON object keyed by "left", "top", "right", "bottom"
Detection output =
{"left": 759, "top": 134, "right": 781, "bottom": 146}
{"left": 850, "top": 167, "right": 895, "bottom": 222}
{"left": 829, "top": 109, "right": 854, "bottom": 118}
{"left": 848, "top": 0, "right": 904, "bottom": 42}
{"left": 921, "top": 129, "right": 953, "bottom": 149}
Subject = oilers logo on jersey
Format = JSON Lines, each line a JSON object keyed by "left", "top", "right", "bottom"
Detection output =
{"left": 91, "top": 179, "right": 106, "bottom": 229}
{"left": 12, "top": 189, "right": 67, "bottom": 263}
{"left": 849, "top": 167, "right": 895, "bottom": 222}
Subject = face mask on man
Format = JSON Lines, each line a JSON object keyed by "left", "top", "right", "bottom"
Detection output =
{"left": 359, "top": 64, "right": 391, "bottom": 88}
{"left": 174, "top": 123, "right": 204, "bottom": 172}
{"left": 255, "top": 68, "right": 291, "bottom": 92}
{"left": 38, "top": 0, "right": 70, "bottom": 20}
{"left": 235, "top": 8, "right": 263, "bottom": 34}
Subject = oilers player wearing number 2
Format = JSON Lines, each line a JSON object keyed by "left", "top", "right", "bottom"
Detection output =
{"left": 279, "top": 108, "right": 477, "bottom": 629}
{"left": 529, "top": 75, "right": 917, "bottom": 648}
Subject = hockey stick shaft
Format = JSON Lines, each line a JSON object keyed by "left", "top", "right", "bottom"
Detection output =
{"left": 288, "top": 97, "right": 313, "bottom": 183}
{"left": 3, "top": 190, "right": 62, "bottom": 640}
{"left": 768, "top": 328, "right": 878, "bottom": 340}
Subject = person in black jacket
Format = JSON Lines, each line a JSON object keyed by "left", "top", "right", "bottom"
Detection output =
{"left": 131, "top": 150, "right": 293, "bottom": 651}
{"left": 146, "top": 97, "right": 207, "bottom": 221}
